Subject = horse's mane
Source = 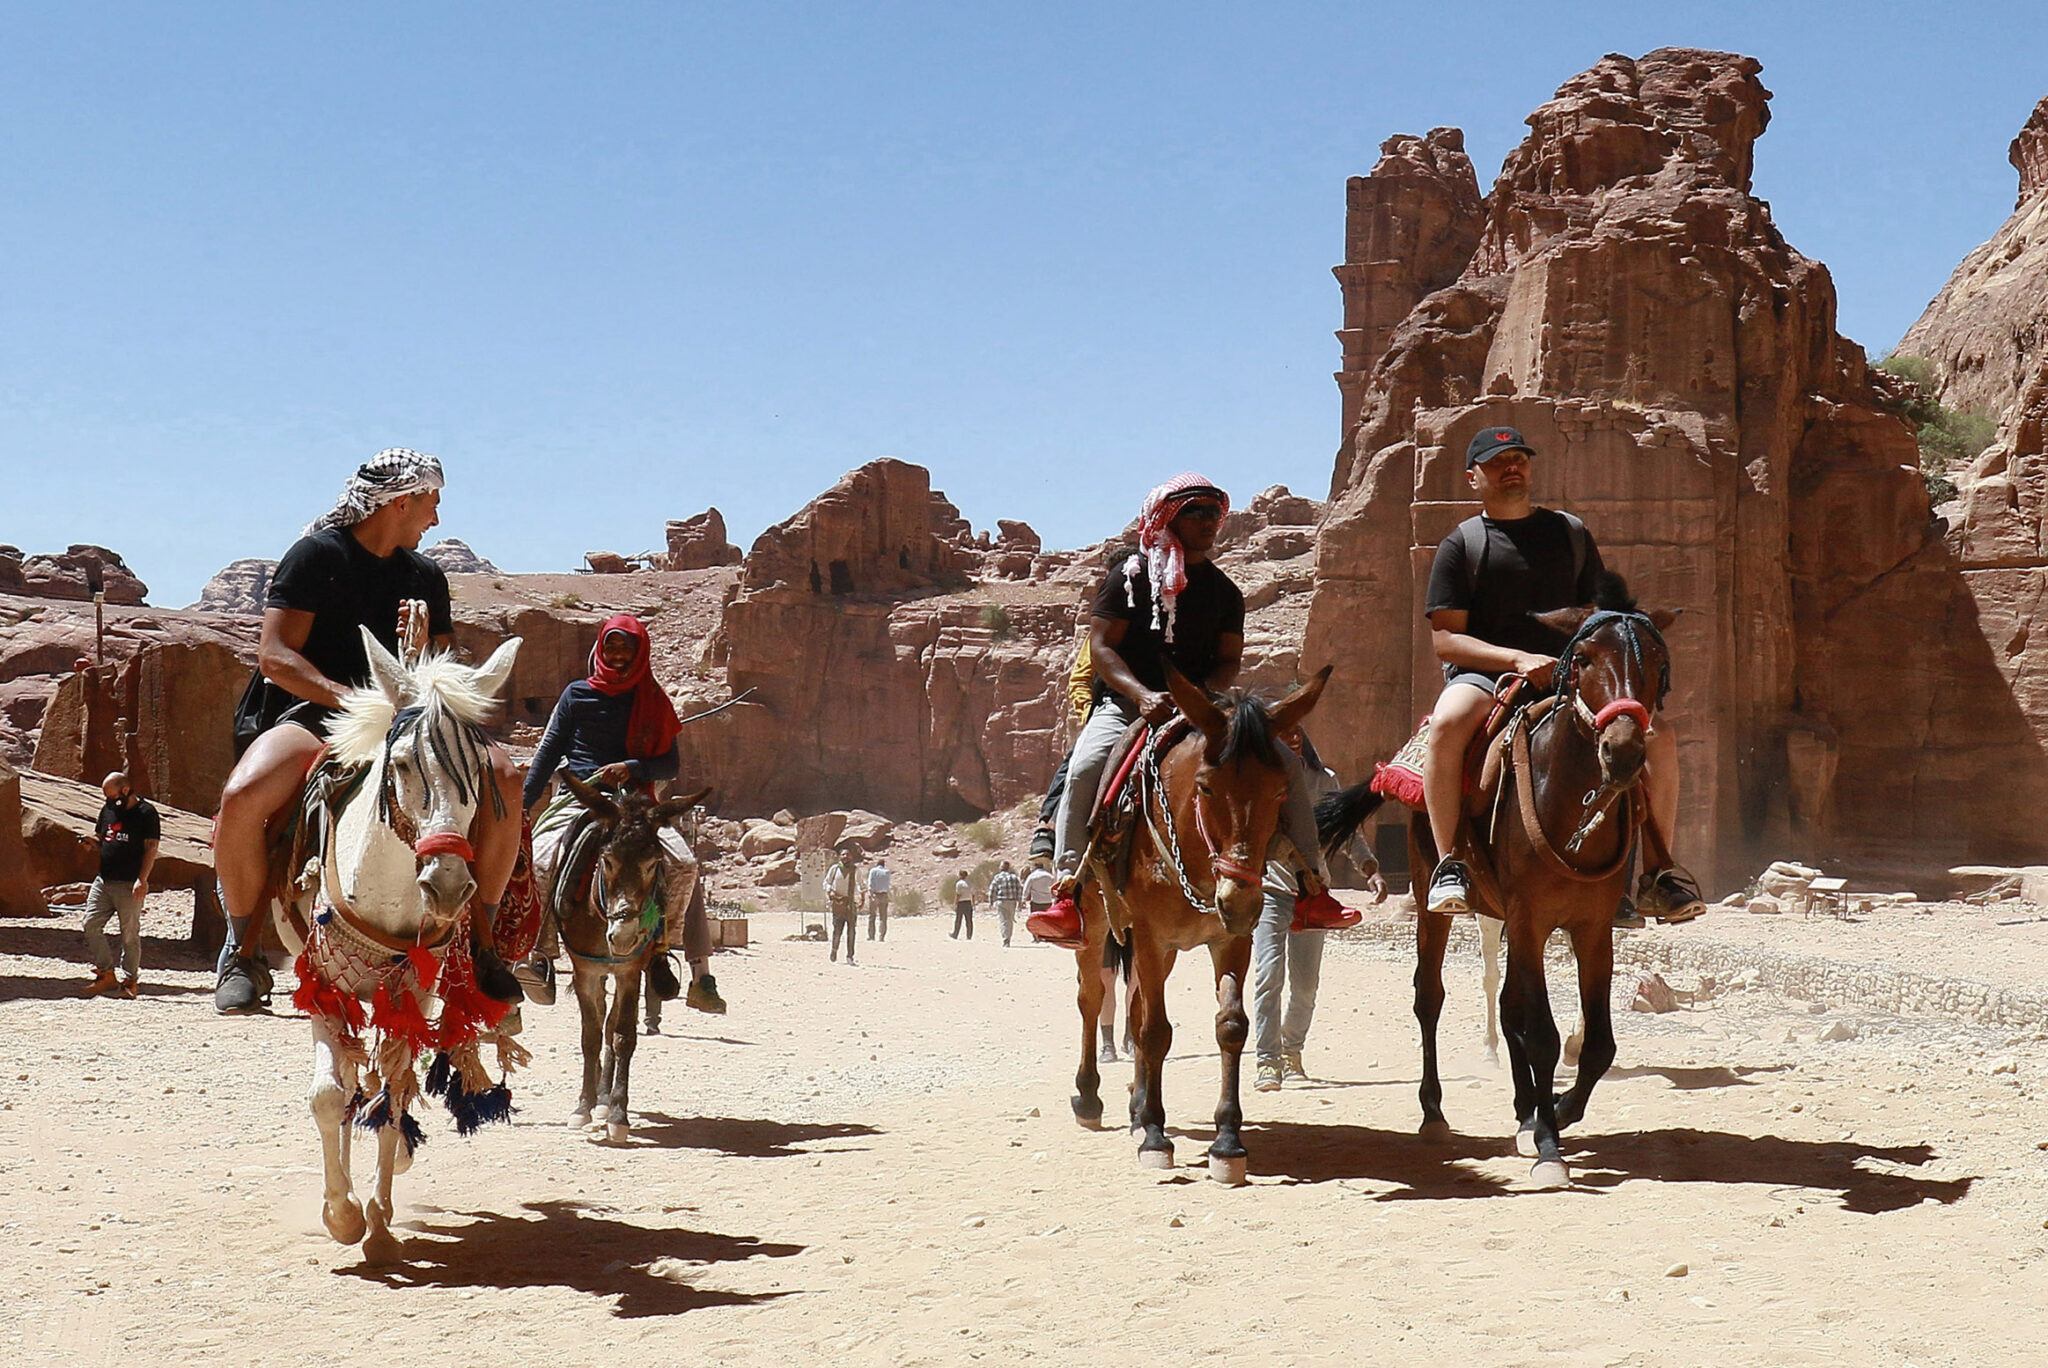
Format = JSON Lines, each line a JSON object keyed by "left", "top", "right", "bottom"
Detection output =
{"left": 1214, "top": 690, "right": 1285, "bottom": 770}
{"left": 327, "top": 649, "right": 505, "bottom": 768}
{"left": 1592, "top": 572, "right": 1636, "bottom": 613}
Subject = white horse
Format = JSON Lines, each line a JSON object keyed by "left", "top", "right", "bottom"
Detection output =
{"left": 286, "top": 626, "right": 519, "bottom": 1263}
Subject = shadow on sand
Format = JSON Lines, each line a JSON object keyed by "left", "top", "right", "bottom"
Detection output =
{"left": 1226, "top": 1118, "right": 1972, "bottom": 1212}
{"left": 626, "top": 1112, "right": 879, "bottom": 1158}
{"left": 341, "top": 1199, "right": 803, "bottom": 1316}
{"left": 1603, "top": 1063, "right": 1793, "bottom": 1091}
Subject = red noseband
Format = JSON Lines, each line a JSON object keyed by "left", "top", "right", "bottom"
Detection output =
{"left": 414, "top": 831, "right": 476, "bottom": 862}
{"left": 1591, "top": 698, "right": 1651, "bottom": 732}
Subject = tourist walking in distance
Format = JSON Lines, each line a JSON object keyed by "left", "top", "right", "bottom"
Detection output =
{"left": 81, "top": 771, "right": 159, "bottom": 999}
{"left": 866, "top": 857, "right": 892, "bottom": 941}
{"left": 826, "top": 844, "right": 860, "bottom": 964}
{"left": 950, "top": 871, "right": 975, "bottom": 940}
{"left": 989, "top": 861, "right": 1024, "bottom": 946}
{"left": 1022, "top": 859, "right": 1054, "bottom": 923}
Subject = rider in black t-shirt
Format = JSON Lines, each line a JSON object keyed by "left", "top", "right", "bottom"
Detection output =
{"left": 1419, "top": 425, "right": 1702, "bottom": 924}
{"left": 211, "top": 449, "right": 524, "bottom": 1012}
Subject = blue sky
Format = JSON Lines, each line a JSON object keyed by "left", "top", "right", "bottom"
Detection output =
{"left": 2, "top": 2, "right": 2043, "bottom": 604}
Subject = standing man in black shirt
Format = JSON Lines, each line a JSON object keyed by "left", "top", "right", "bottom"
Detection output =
{"left": 1027, "top": 474, "right": 1351, "bottom": 946}
{"left": 211, "top": 449, "right": 524, "bottom": 1012}
{"left": 81, "top": 771, "right": 160, "bottom": 998}
{"left": 1419, "top": 425, "right": 1701, "bottom": 923}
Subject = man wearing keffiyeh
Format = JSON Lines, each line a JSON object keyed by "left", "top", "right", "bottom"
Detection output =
{"left": 1026, "top": 474, "right": 1354, "bottom": 946}
{"left": 210, "top": 449, "right": 527, "bottom": 1013}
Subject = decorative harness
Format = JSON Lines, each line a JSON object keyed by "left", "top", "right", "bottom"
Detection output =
{"left": 1502, "top": 609, "right": 1669, "bottom": 882}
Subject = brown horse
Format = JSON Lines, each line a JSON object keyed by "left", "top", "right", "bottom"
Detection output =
{"left": 1322, "top": 584, "right": 1674, "bottom": 1188}
{"left": 1070, "top": 664, "right": 1329, "bottom": 1183}
{"left": 549, "top": 773, "right": 706, "bottom": 1144}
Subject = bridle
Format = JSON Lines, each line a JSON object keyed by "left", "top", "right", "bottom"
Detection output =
{"left": 1140, "top": 713, "right": 1272, "bottom": 914}
{"left": 1531, "top": 609, "right": 1670, "bottom": 863}
{"left": 375, "top": 703, "right": 503, "bottom": 869}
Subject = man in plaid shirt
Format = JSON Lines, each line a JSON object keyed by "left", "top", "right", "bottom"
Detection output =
{"left": 988, "top": 861, "right": 1024, "bottom": 947}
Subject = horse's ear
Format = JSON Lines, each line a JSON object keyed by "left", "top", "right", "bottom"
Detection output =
{"left": 472, "top": 636, "right": 521, "bottom": 701}
{"left": 651, "top": 786, "right": 711, "bottom": 826}
{"left": 1647, "top": 608, "right": 1680, "bottom": 633}
{"left": 1532, "top": 606, "right": 1594, "bottom": 638}
{"left": 561, "top": 770, "right": 620, "bottom": 823}
{"left": 1162, "top": 660, "right": 1226, "bottom": 749}
{"left": 1269, "top": 664, "right": 1331, "bottom": 734}
{"left": 360, "top": 626, "right": 407, "bottom": 707}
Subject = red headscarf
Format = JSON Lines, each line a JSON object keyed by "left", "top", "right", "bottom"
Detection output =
{"left": 1124, "top": 473, "right": 1230, "bottom": 643}
{"left": 586, "top": 614, "right": 683, "bottom": 761}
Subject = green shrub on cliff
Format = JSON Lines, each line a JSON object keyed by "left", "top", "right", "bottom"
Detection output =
{"left": 1879, "top": 354, "right": 1997, "bottom": 504}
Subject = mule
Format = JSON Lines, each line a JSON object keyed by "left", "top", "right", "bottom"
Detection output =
{"left": 1069, "top": 664, "right": 1328, "bottom": 1183}
{"left": 546, "top": 773, "right": 705, "bottom": 1144}
{"left": 288, "top": 626, "right": 521, "bottom": 1263}
{"left": 1323, "top": 584, "right": 1673, "bottom": 1188}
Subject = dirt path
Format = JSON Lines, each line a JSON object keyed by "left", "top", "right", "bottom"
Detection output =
{"left": 4, "top": 903, "right": 2043, "bottom": 1366}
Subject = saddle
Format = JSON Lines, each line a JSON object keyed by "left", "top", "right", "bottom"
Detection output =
{"left": 1370, "top": 675, "right": 1546, "bottom": 817}
{"left": 1080, "top": 715, "right": 1193, "bottom": 935}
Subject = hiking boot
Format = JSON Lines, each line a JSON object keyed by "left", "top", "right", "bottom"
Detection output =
{"left": 1254, "top": 1060, "right": 1284, "bottom": 1092}
{"left": 214, "top": 955, "right": 264, "bottom": 1014}
{"left": 1098, "top": 1037, "right": 1118, "bottom": 1065}
{"left": 1028, "top": 825, "right": 1056, "bottom": 863}
{"left": 687, "top": 973, "right": 727, "bottom": 1014}
{"left": 1291, "top": 888, "right": 1361, "bottom": 932}
{"left": 1613, "top": 894, "right": 1647, "bottom": 930}
{"left": 119, "top": 976, "right": 140, "bottom": 1000}
{"left": 83, "top": 968, "right": 118, "bottom": 998}
{"left": 1283, "top": 1049, "right": 1306, "bottom": 1080}
{"left": 648, "top": 951, "right": 682, "bottom": 1002}
{"left": 511, "top": 953, "right": 557, "bottom": 1006}
{"left": 472, "top": 943, "right": 525, "bottom": 1005}
{"left": 1026, "top": 890, "right": 1085, "bottom": 947}
{"left": 1424, "top": 858, "right": 1471, "bottom": 915}
{"left": 1639, "top": 868, "right": 1706, "bottom": 924}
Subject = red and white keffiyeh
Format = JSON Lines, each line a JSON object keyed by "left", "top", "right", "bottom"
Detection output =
{"left": 1123, "top": 473, "right": 1230, "bottom": 643}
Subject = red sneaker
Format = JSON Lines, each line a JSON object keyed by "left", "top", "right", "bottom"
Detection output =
{"left": 1027, "top": 893, "right": 1086, "bottom": 948}
{"left": 1291, "top": 889, "right": 1360, "bottom": 932}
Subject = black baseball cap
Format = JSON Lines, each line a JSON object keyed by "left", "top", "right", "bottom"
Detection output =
{"left": 1466, "top": 425, "right": 1534, "bottom": 469}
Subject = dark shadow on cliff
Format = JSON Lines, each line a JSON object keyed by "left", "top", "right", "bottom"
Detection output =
{"left": 627, "top": 1111, "right": 879, "bottom": 1158}
{"left": 342, "top": 1200, "right": 802, "bottom": 1316}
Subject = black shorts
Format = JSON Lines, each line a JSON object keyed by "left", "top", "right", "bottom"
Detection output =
{"left": 275, "top": 699, "right": 339, "bottom": 737}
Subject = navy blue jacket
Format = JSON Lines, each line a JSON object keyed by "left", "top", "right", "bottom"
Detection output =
{"left": 523, "top": 681, "right": 680, "bottom": 809}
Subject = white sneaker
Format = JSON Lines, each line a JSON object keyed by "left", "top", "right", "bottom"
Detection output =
{"left": 1425, "top": 859, "right": 1471, "bottom": 915}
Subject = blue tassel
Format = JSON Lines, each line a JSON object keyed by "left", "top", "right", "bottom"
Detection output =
{"left": 438, "top": 1068, "right": 517, "bottom": 1136}
{"left": 399, "top": 1111, "right": 426, "bottom": 1155}
{"left": 423, "top": 1050, "right": 453, "bottom": 1098}
{"left": 353, "top": 1090, "right": 428, "bottom": 1157}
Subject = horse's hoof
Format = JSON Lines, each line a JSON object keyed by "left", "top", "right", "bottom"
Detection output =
{"left": 361, "top": 1228, "right": 405, "bottom": 1266}
{"left": 1071, "top": 1095, "right": 1105, "bottom": 1129}
{"left": 1529, "top": 1159, "right": 1571, "bottom": 1190}
{"left": 1515, "top": 1125, "right": 1539, "bottom": 1158}
{"left": 1137, "top": 1147, "right": 1176, "bottom": 1171}
{"left": 322, "top": 1197, "right": 366, "bottom": 1246}
{"left": 606, "top": 1121, "right": 630, "bottom": 1145}
{"left": 591, "top": 1103, "right": 611, "bottom": 1121}
{"left": 1418, "top": 1119, "right": 1453, "bottom": 1144}
{"left": 1208, "top": 1153, "right": 1248, "bottom": 1186}
{"left": 567, "top": 1111, "right": 591, "bottom": 1129}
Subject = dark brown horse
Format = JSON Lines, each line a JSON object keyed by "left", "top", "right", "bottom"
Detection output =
{"left": 1322, "top": 584, "right": 1674, "bottom": 1187}
{"left": 1070, "top": 664, "right": 1329, "bottom": 1183}
{"left": 551, "top": 773, "right": 705, "bottom": 1144}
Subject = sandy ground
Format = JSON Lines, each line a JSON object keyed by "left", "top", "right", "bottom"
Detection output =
{"left": 5, "top": 896, "right": 2046, "bottom": 1368}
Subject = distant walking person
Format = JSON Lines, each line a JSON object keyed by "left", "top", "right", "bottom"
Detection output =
{"left": 81, "top": 772, "right": 159, "bottom": 999}
{"left": 1022, "top": 860, "right": 1055, "bottom": 922}
{"left": 866, "top": 857, "right": 892, "bottom": 941}
{"left": 950, "top": 871, "right": 975, "bottom": 940}
{"left": 826, "top": 845, "right": 860, "bottom": 965}
{"left": 989, "top": 861, "right": 1023, "bottom": 946}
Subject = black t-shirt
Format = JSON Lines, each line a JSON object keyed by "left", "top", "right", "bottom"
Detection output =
{"left": 1091, "top": 553, "right": 1246, "bottom": 700}
{"left": 266, "top": 528, "right": 454, "bottom": 693}
{"left": 1423, "top": 509, "right": 1605, "bottom": 681}
{"left": 96, "top": 798, "right": 161, "bottom": 881}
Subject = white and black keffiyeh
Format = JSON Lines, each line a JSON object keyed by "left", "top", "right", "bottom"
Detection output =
{"left": 305, "top": 448, "right": 445, "bottom": 535}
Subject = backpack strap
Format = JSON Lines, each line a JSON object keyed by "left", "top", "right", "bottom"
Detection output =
{"left": 1557, "top": 509, "right": 1588, "bottom": 588}
{"left": 1458, "top": 515, "right": 1488, "bottom": 599}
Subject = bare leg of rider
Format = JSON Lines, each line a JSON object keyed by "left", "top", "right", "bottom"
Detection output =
{"left": 1420, "top": 682, "right": 1494, "bottom": 914}
{"left": 213, "top": 724, "right": 327, "bottom": 1013}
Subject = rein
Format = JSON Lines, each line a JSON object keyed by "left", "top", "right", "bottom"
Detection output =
{"left": 375, "top": 704, "right": 503, "bottom": 867}
{"left": 1138, "top": 714, "right": 1265, "bottom": 916}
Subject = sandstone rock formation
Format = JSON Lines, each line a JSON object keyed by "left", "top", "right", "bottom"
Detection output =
{"left": 191, "top": 558, "right": 274, "bottom": 614}
{"left": 664, "top": 509, "right": 744, "bottom": 570}
{"left": 12, "top": 545, "right": 148, "bottom": 605}
{"left": 421, "top": 538, "right": 501, "bottom": 575}
{"left": 1304, "top": 49, "right": 2034, "bottom": 884}
{"left": 1896, "top": 95, "right": 2048, "bottom": 420}
{"left": 0, "top": 756, "right": 46, "bottom": 915}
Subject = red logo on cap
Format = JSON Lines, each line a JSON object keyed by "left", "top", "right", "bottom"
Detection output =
{"left": 1495, "top": 431, "right": 1512, "bottom": 440}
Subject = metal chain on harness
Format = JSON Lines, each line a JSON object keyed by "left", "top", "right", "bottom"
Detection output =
{"left": 1141, "top": 729, "right": 1213, "bottom": 913}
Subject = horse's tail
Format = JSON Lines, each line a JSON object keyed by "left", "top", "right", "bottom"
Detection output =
{"left": 1316, "top": 781, "right": 1385, "bottom": 856}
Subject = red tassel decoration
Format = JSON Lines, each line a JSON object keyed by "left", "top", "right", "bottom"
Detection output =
{"left": 291, "top": 950, "right": 367, "bottom": 1033}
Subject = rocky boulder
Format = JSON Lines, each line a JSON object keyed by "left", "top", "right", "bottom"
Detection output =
{"left": 19, "top": 545, "right": 148, "bottom": 605}
{"left": 421, "top": 538, "right": 501, "bottom": 575}
{"left": 0, "top": 756, "right": 45, "bottom": 915}
{"left": 742, "top": 459, "right": 970, "bottom": 598}
{"left": 664, "top": 509, "right": 744, "bottom": 571}
{"left": 0, "top": 547, "right": 24, "bottom": 596}
{"left": 191, "top": 558, "right": 275, "bottom": 614}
